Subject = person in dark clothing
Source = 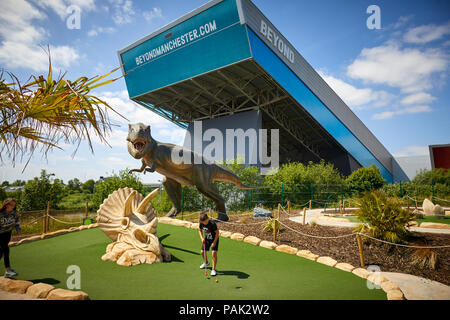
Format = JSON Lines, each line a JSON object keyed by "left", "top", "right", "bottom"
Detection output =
{"left": 198, "top": 212, "right": 219, "bottom": 276}
{"left": 0, "top": 198, "right": 21, "bottom": 278}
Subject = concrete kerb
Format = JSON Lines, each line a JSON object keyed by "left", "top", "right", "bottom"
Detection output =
{"left": 158, "top": 217, "right": 406, "bottom": 300}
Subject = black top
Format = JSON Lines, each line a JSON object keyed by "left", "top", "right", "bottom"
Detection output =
{"left": 199, "top": 220, "right": 218, "bottom": 242}
{"left": 0, "top": 209, "right": 20, "bottom": 234}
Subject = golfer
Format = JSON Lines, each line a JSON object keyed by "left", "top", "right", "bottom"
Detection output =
{"left": 198, "top": 212, "right": 219, "bottom": 276}
{"left": 0, "top": 198, "right": 21, "bottom": 278}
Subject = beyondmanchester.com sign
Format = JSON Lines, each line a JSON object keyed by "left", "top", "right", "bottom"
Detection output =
{"left": 134, "top": 20, "right": 218, "bottom": 67}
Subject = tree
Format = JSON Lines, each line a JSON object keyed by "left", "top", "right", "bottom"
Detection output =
{"left": 81, "top": 179, "right": 95, "bottom": 194}
{"left": 66, "top": 178, "right": 81, "bottom": 193}
{"left": 1, "top": 181, "right": 9, "bottom": 187}
{"left": 0, "top": 54, "right": 125, "bottom": 169}
{"left": 412, "top": 168, "right": 450, "bottom": 186}
{"left": 345, "top": 164, "right": 385, "bottom": 193}
{"left": 11, "top": 180, "right": 26, "bottom": 186}
{"left": 0, "top": 187, "right": 6, "bottom": 202}
{"left": 20, "top": 170, "right": 66, "bottom": 210}
{"left": 92, "top": 169, "right": 144, "bottom": 210}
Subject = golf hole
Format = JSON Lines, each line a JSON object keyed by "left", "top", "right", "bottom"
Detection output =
{"left": 235, "top": 286, "right": 242, "bottom": 290}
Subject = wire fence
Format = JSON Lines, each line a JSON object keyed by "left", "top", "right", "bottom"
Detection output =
{"left": 175, "top": 182, "right": 450, "bottom": 215}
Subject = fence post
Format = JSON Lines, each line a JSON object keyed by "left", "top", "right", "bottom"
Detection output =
{"left": 310, "top": 184, "right": 314, "bottom": 207}
{"left": 281, "top": 183, "right": 284, "bottom": 206}
{"left": 356, "top": 234, "right": 365, "bottom": 268}
{"left": 340, "top": 183, "right": 343, "bottom": 203}
{"left": 274, "top": 204, "right": 280, "bottom": 242}
{"left": 415, "top": 197, "right": 418, "bottom": 210}
{"left": 181, "top": 187, "right": 184, "bottom": 220}
{"left": 302, "top": 207, "right": 306, "bottom": 225}
{"left": 43, "top": 201, "right": 50, "bottom": 234}
{"left": 309, "top": 199, "right": 312, "bottom": 210}
{"left": 250, "top": 189, "right": 253, "bottom": 209}
{"left": 407, "top": 197, "right": 410, "bottom": 211}
{"left": 432, "top": 182, "right": 435, "bottom": 201}
{"left": 287, "top": 200, "right": 291, "bottom": 215}
{"left": 85, "top": 201, "right": 89, "bottom": 218}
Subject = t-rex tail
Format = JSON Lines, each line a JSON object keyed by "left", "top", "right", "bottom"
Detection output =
{"left": 212, "top": 165, "right": 269, "bottom": 190}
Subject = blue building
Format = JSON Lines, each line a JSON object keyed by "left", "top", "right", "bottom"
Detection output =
{"left": 118, "top": 0, "right": 408, "bottom": 183}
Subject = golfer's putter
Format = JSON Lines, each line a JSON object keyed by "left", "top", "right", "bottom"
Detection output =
{"left": 203, "top": 240, "right": 208, "bottom": 277}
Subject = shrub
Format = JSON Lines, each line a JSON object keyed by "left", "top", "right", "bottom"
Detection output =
{"left": 353, "top": 190, "right": 415, "bottom": 243}
{"left": 410, "top": 246, "right": 438, "bottom": 270}
{"left": 346, "top": 164, "right": 386, "bottom": 193}
{"left": 92, "top": 169, "right": 144, "bottom": 210}
{"left": 413, "top": 168, "right": 450, "bottom": 186}
{"left": 262, "top": 218, "right": 279, "bottom": 234}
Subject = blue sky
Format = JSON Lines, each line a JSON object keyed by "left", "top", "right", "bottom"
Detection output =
{"left": 0, "top": 0, "right": 449, "bottom": 184}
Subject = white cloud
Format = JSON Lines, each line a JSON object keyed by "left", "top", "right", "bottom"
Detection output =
{"left": 143, "top": 7, "right": 163, "bottom": 23}
{"left": 393, "top": 145, "right": 429, "bottom": 157}
{"left": 391, "top": 15, "right": 414, "bottom": 30}
{"left": 400, "top": 92, "right": 436, "bottom": 105}
{"left": 0, "top": 0, "right": 80, "bottom": 72}
{"left": 109, "top": 0, "right": 135, "bottom": 25}
{"left": 88, "top": 26, "right": 116, "bottom": 37}
{"left": 31, "top": 0, "right": 96, "bottom": 20}
{"left": 404, "top": 22, "right": 450, "bottom": 44}
{"left": 347, "top": 43, "right": 448, "bottom": 93}
{"left": 372, "top": 105, "right": 432, "bottom": 120}
{"left": 319, "top": 72, "right": 393, "bottom": 110}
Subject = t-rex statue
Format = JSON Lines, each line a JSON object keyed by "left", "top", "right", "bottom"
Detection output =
{"left": 126, "top": 123, "right": 259, "bottom": 222}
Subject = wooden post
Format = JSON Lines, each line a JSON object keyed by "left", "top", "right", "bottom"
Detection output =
{"left": 287, "top": 201, "right": 291, "bottom": 215}
{"left": 302, "top": 207, "right": 306, "bottom": 225}
{"left": 43, "top": 201, "right": 50, "bottom": 234}
{"left": 309, "top": 200, "right": 312, "bottom": 210}
{"left": 415, "top": 197, "right": 418, "bottom": 210}
{"left": 342, "top": 200, "right": 345, "bottom": 214}
{"left": 356, "top": 234, "right": 365, "bottom": 268}
{"left": 407, "top": 197, "right": 410, "bottom": 211}
{"left": 85, "top": 201, "right": 89, "bottom": 218}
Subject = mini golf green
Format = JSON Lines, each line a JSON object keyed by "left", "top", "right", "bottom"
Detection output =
{"left": 3, "top": 225, "right": 386, "bottom": 300}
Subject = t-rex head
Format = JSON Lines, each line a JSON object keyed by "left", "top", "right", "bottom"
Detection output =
{"left": 127, "top": 123, "right": 153, "bottom": 159}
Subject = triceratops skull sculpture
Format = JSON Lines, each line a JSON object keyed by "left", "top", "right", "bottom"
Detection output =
{"left": 96, "top": 187, "right": 171, "bottom": 266}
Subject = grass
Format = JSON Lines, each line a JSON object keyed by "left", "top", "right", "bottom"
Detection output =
{"left": 58, "top": 192, "right": 93, "bottom": 210}
{"left": 3, "top": 224, "right": 386, "bottom": 300}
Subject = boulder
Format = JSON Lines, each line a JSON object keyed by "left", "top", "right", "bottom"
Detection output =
{"left": 406, "top": 221, "right": 419, "bottom": 227}
{"left": 316, "top": 256, "right": 337, "bottom": 267}
{"left": 243, "top": 236, "right": 261, "bottom": 246}
{"left": 296, "top": 250, "right": 319, "bottom": 261}
{"left": 219, "top": 230, "right": 232, "bottom": 238}
{"left": 419, "top": 222, "right": 450, "bottom": 229}
{"left": 230, "top": 233, "right": 245, "bottom": 241}
{"left": 47, "top": 288, "right": 89, "bottom": 300}
{"left": 352, "top": 268, "right": 370, "bottom": 279}
{"left": 253, "top": 207, "right": 273, "bottom": 218}
{"left": 381, "top": 280, "right": 400, "bottom": 292}
{"left": 433, "top": 205, "right": 445, "bottom": 217}
{"left": 367, "top": 273, "right": 387, "bottom": 286}
{"left": 26, "top": 283, "right": 55, "bottom": 299}
{"left": 0, "top": 276, "right": 13, "bottom": 290}
{"left": 78, "top": 225, "right": 90, "bottom": 230}
{"left": 8, "top": 241, "right": 18, "bottom": 247}
{"left": 189, "top": 222, "right": 200, "bottom": 229}
{"left": 259, "top": 240, "right": 277, "bottom": 250}
{"left": 422, "top": 198, "right": 434, "bottom": 216}
{"left": 2, "top": 279, "right": 34, "bottom": 294}
{"left": 387, "top": 289, "right": 404, "bottom": 300}
{"left": 88, "top": 223, "right": 98, "bottom": 229}
{"left": 275, "top": 245, "right": 298, "bottom": 255}
{"left": 335, "top": 262, "right": 355, "bottom": 272}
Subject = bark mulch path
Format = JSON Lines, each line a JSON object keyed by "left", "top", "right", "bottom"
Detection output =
{"left": 189, "top": 213, "right": 450, "bottom": 286}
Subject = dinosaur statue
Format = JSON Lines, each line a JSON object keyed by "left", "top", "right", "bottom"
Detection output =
{"left": 126, "top": 122, "right": 259, "bottom": 222}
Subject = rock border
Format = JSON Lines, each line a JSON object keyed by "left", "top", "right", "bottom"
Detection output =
{"left": 159, "top": 217, "right": 406, "bottom": 300}
{"left": 3, "top": 223, "right": 97, "bottom": 300}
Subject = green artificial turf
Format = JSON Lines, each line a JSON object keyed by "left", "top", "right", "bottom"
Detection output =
{"left": 3, "top": 224, "right": 386, "bottom": 300}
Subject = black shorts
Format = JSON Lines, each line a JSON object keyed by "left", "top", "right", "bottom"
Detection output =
{"left": 202, "top": 239, "right": 219, "bottom": 251}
